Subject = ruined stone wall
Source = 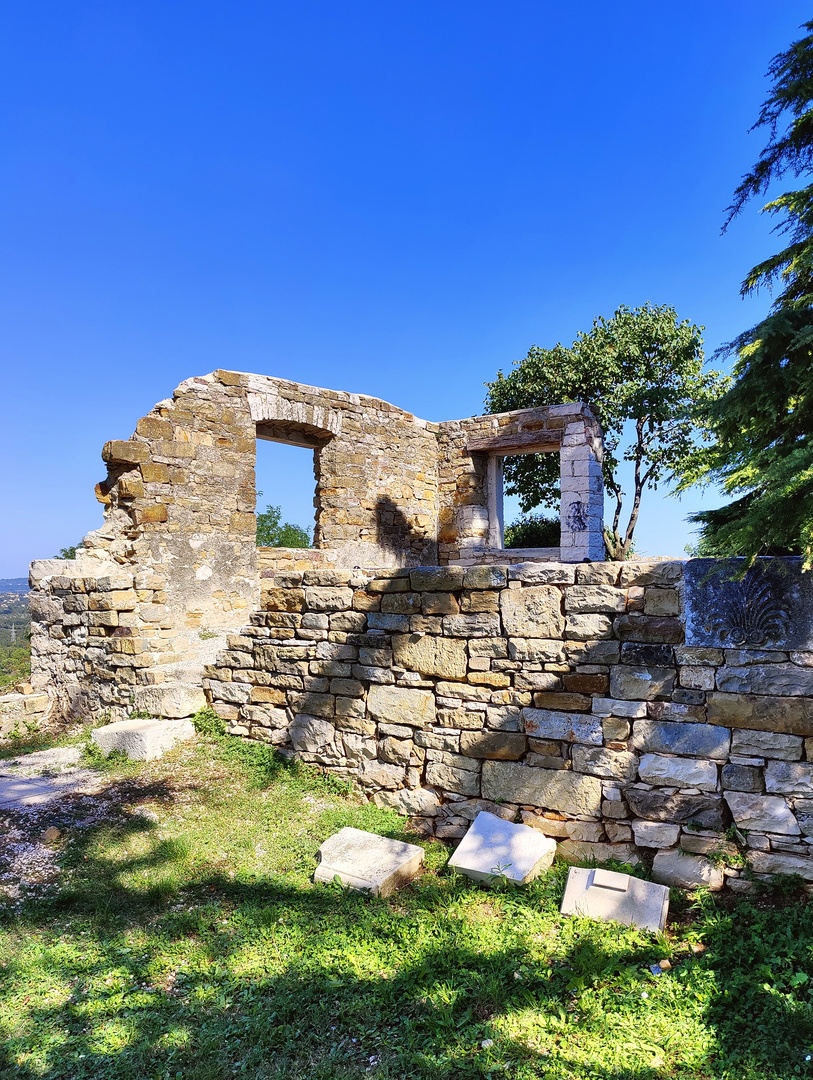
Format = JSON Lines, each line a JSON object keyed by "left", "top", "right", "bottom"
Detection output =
{"left": 436, "top": 403, "right": 605, "bottom": 565}
{"left": 29, "top": 371, "right": 442, "bottom": 722}
{"left": 205, "top": 557, "right": 813, "bottom": 890}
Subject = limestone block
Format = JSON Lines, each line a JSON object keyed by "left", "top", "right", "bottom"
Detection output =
{"left": 708, "top": 692, "right": 813, "bottom": 736}
{"left": 531, "top": 692, "right": 591, "bottom": 712}
{"left": 304, "top": 587, "right": 353, "bottom": 612}
{"left": 481, "top": 761, "right": 603, "bottom": 817}
{"left": 614, "top": 614, "right": 683, "bottom": 644}
{"left": 507, "top": 563, "right": 575, "bottom": 585}
{"left": 443, "top": 614, "right": 501, "bottom": 638}
{"left": 571, "top": 745, "right": 638, "bottom": 781}
{"left": 463, "top": 566, "right": 506, "bottom": 589}
{"left": 620, "top": 643, "right": 675, "bottom": 668}
{"left": 523, "top": 708, "right": 603, "bottom": 745}
{"left": 133, "top": 683, "right": 206, "bottom": 719}
{"left": 716, "top": 664, "right": 813, "bottom": 696}
{"left": 747, "top": 850, "right": 813, "bottom": 881}
{"left": 425, "top": 761, "right": 481, "bottom": 796}
{"left": 314, "top": 827, "right": 425, "bottom": 896}
{"left": 632, "top": 821, "right": 680, "bottom": 848}
{"left": 564, "top": 614, "right": 613, "bottom": 640}
{"left": 631, "top": 720, "right": 730, "bottom": 760}
{"left": 564, "top": 586, "right": 627, "bottom": 614}
{"left": 724, "top": 791, "right": 799, "bottom": 834}
{"left": 459, "top": 730, "right": 527, "bottom": 760}
{"left": 92, "top": 717, "right": 195, "bottom": 761}
{"left": 358, "top": 759, "right": 406, "bottom": 790}
{"left": 392, "top": 634, "right": 467, "bottom": 681}
{"left": 373, "top": 788, "right": 441, "bottom": 816}
{"left": 206, "top": 680, "right": 252, "bottom": 704}
{"left": 421, "top": 593, "right": 459, "bottom": 615}
{"left": 765, "top": 760, "right": 813, "bottom": 795}
{"left": 102, "top": 439, "right": 149, "bottom": 465}
{"left": 638, "top": 753, "right": 718, "bottom": 791}
{"left": 652, "top": 849, "right": 724, "bottom": 891}
{"left": 731, "top": 728, "right": 803, "bottom": 760}
{"left": 500, "top": 587, "right": 564, "bottom": 639}
{"left": 447, "top": 811, "right": 556, "bottom": 885}
{"left": 560, "top": 867, "right": 669, "bottom": 932}
{"left": 721, "top": 764, "right": 763, "bottom": 792}
{"left": 378, "top": 737, "right": 413, "bottom": 765}
{"left": 591, "top": 698, "right": 647, "bottom": 719}
{"left": 289, "top": 714, "right": 336, "bottom": 754}
{"left": 556, "top": 841, "right": 640, "bottom": 865}
{"left": 610, "top": 666, "right": 675, "bottom": 701}
{"left": 602, "top": 717, "right": 631, "bottom": 741}
{"left": 409, "top": 567, "right": 466, "bottom": 591}
{"left": 367, "top": 685, "right": 435, "bottom": 728}
{"left": 626, "top": 789, "right": 725, "bottom": 830}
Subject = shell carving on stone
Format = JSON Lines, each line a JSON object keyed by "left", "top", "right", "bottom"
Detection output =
{"left": 702, "top": 565, "right": 790, "bottom": 647}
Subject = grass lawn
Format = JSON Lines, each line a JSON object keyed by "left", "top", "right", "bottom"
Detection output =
{"left": 2, "top": 724, "right": 813, "bottom": 1079}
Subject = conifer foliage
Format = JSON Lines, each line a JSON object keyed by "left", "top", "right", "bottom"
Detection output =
{"left": 686, "top": 21, "right": 813, "bottom": 565}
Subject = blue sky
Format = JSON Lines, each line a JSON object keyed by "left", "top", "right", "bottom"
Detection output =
{"left": 0, "top": 1, "right": 808, "bottom": 576}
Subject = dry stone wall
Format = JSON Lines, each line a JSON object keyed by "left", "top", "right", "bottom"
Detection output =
{"left": 205, "top": 556, "right": 813, "bottom": 889}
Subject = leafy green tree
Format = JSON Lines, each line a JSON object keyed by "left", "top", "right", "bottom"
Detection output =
{"left": 503, "top": 514, "right": 559, "bottom": 549}
{"left": 684, "top": 21, "right": 813, "bottom": 566}
{"left": 485, "top": 304, "right": 725, "bottom": 559}
{"left": 256, "top": 504, "right": 311, "bottom": 548}
{"left": 54, "top": 545, "right": 78, "bottom": 559}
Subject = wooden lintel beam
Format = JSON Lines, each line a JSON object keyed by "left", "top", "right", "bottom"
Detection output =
{"left": 466, "top": 429, "right": 562, "bottom": 455}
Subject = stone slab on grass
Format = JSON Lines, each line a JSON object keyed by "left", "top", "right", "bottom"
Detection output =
{"left": 560, "top": 866, "right": 670, "bottom": 932}
{"left": 92, "top": 717, "right": 195, "bottom": 761}
{"left": 447, "top": 810, "right": 556, "bottom": 885}
{"left": 314, "top": 827, "right": 425, "bottom": 897}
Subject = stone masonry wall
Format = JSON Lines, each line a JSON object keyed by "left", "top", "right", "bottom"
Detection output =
{"left": 205, "top": 557, "right": 813, "bottom": 890}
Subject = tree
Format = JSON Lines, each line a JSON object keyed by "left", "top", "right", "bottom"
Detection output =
{"left": 684, "top": 21, "right": 813, "bottom": 566}
{"left": 485, "top": 304, "right": 726, "bottom": 560}
{"left": 54, "top": 545, "right": 78, "bottom": 559}
{"left": 256, "top": 504, "right": 311, "bottom": 548}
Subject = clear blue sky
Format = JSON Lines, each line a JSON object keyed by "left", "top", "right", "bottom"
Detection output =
{"left": 1, "top": 1, "right": 807, "bottom": 576}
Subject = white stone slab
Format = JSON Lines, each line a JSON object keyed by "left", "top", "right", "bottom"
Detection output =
{"left": 92, "top": 717, "right": 195, "bottom": 761}
{"left": 314, "top": 827, "right": 425, "bottom": 897}
{"left": 560, "top": 866, "right": 670, "bottom": 932}
{"left": 447, "top": 810, "right": 557, "bottom": 885}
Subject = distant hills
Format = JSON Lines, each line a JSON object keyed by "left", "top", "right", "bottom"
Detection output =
{"left": 0, "top": 579, "right": 28, "bottom": 594}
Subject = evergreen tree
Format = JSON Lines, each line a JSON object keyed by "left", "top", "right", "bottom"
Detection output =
{"left": 686, "top": 21, "right": 813, "bottom": 565}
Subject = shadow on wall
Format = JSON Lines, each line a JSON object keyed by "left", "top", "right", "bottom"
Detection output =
{"left": 375, "top": 496, "right": 432, "bottom": 565}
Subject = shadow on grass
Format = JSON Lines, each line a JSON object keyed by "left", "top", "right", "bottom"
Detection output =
{"left": 2, "top": 749, "right": 813, "bottom": 1078}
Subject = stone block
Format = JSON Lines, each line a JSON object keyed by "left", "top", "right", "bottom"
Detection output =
{"left": 367, "top": 684, "right": 435, "bottom": 728}
{"left": 531, "top": 692, "right": 591, "bottom": 713}
{"left": 724, "top": 791, "right": 799, "bottom": 834}
{"left": 304, "top": 586, "right": 353, "bottom": 612}
{"left": 747, "top": 850, "right": 813, "bottom": 881}
{"left": 610, "top": 666, "right": 675, "bottom": 701}
{"left": 625, "top": 789, "right": 725, "bottom": 829}
{"left": 523, "top": 708, "right": 603, "bottom": 745}
{"left": 729, "top": 731, "right": 803, "bottom": 764}
{"left": 358, "top": 759, "right": 406, "bottom": 789}
{"left": 314, "top": 827, "right": 425, "bottom": 896}
{"left": 560, "top": 867, "right": 669, "bottom": 932}
{"left": 591, "top": 698, "right": 647, "bottom": 718}
{"left": 614, "top": 614, "right": 683, "bottom": 644}
{"left": 500, "top": 586, "right": 564, "bottom": 639}
{"left": 602, "top": 717, "right": 630, "bottom": 741}
{"left": 392, "top": 634, "right": 467, "bottom": 681}
{"left": 638, "top": 753, "right": 718, "bottom": 791}
{"left": 765, "top": 760, "right": 813, "bottom": 795}
{"left": 481, "top": 761, "right": 603, "bottom": 817}
{"left": 571, "top": 745, "right": 638, "bottom": 781}
{"left": 133, "top": 683, "right": 206, "bottom": 719}
{"left": 721, "top": 764, "right": 763, "bottom": 792}
{"left": 92, "top": 717, "right": 195, "bottom": 761}
{"left": 632, "top": 821, "right": 680, "bottom": 848}
{"left": 290, "top": 714, "right": 336, "bottom": 753}
{"left": 373, "top": 788, "right": 441, "bottom": 816}
{"left": 463, "top": 566, "right": 507, "bottom": 589}
{"left": 447, "top": 811, "right": 556, "bottom": 885}
{"left": 409, "top": 567, "right": 466, "bottom": 592}
{"left": 708, "top": 693, "right": 813, "bottom": 737}
{"left": 716, "top": 664, "right": 813, "bottom": 696}
{"left": 421, "top": 593, "right": 459, "bottom": 615}
{"left": 102, "top": 439, "right": 149, "bottom": 465}
{"left": 564, "top": 614, "right": 613, "bottom": 640}
{"left": 556, "top": 841, "right": 641, "bottom": 865}
{"left": 564, "top": 585, "right": 627, "bottom": 614}
{"left": 684, "top": 557, "right": 813, "bottom": 650}
{"left": 443, "top": 614, "right": 501, "bottom": 638}
{"left": 425, "top": 761, "right": 481, "bottom": 796}
{"left": 459, "top": 730, "right": 527, "bottom": 759}
{"left": 631, "top": 720, "right": 730, "bottom": 760}
{"left": 652, "top": 849, "right": 724, "bottom": 891}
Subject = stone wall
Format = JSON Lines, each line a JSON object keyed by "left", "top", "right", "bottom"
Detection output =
{"left": 28, "top": 370, "right": 606, "bottom": 724}
{"left": 204, "top": 557, "right": 813, "bottom": 889}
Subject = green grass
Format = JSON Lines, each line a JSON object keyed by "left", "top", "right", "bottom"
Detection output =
{"left": 2, "top": 731, "right": 813, "bottom": 1078}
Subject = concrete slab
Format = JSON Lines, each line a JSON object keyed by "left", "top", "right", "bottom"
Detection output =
{"left": 560, "top": 866, "right": 669, "bottom": 932}
{"left": 447, "top": 810, "right": 557, "bottom": 885}
{"left": 314, "top": 827, "right": 425, "bottom": 897}
{"left": 92, "top": 717, "right": 195, "bottom": 761}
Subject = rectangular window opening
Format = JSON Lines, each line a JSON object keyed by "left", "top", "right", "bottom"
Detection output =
{"left": 255, "top": 437, "right": 318, "bottom": 549}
